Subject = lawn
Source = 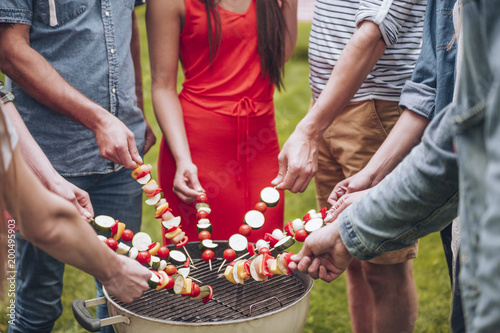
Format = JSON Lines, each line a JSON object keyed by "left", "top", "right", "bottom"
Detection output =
{"left": 0, "top": 6, "right": 452, "bottom": 333}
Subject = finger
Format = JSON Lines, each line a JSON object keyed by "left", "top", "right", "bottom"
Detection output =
{"left": 296, "top": 256, "right": 312, "bottom": 273}
{"left": 128, "top": 135, "right": 143, "bottom": 167}
{"left": 307, "top": 257, "right": 321, "bottom": 279}
{"left": 271, "top": 155, "right": 288, "bottom": 187}
{"left": 288, "top": 261, "right": 298, "bottom": 272}
{"left": 318, "top": 265, "right": 336, "bottom": 283}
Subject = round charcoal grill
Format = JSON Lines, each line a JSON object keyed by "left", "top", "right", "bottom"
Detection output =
{"left": 73, "top": 241, "right": 313, "bottom": 333}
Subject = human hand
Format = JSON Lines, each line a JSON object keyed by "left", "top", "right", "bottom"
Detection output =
{"left": 173, "top": 161, "right": 204, "bottom": 204}
{"left": 143, "top": 120, "right": 157, "bottom": 155}
{"left": 271, "top": 130, "right": 319, "bottom": 193}
{"left": 327, "top": 170, "right": 373, "bottom": 205}
{"left": 45, "top": 174, "right": 94, "bottom": 220}
{"left": 93, "top": 113, "right": 143, "bottom": 169}
{"left": 289, "top": 222, "right": 353, "bottom": 282}
{"left": 99, "top": 255, "right": 151, "bottom": 303}
{"left": 325, "top": 189, "right": 369, "bottom": 223}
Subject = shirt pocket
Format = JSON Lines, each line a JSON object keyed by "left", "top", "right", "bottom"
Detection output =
{"left": 34, "top": 0, "right": 88, "bottom": 27}
{"left": 451, "top": 99, "right": 486, "bottom": 134}
{"left": 123, "top": 0, "right": 136, "bottom": 9}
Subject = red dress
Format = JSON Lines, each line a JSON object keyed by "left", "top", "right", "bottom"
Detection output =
{"left": 158, "top": 0, "right": 284, "bottom": 243}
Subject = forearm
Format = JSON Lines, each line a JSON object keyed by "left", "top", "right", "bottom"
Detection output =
{"left": 338, "top": 108, "right": 459, "bottom": 259}
{"left": 3, "top": 149, "right": 115, "bottom": 281}
{"left": 0, "top": 25, "right": 112, "bottom": 134}
{"left": 298, "top": 20, "right": 386, "bottom": 137}
{"left": 282, "top": 0, "right": 298, "bottom": 61}
{"left": 2, "top": 102, "right": 59, "bottom": 187}
{"left": 362, "top": 110, "right": 430, "bottom": 186}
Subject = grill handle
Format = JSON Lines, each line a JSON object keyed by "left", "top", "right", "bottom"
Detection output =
{"left": 248, "top": 296, "right": 283, "bottom": 317}
{"left": 72, "top": 297, "right": 130, "bottom": 332}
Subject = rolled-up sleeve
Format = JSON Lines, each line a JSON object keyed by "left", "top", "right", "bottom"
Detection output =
{"left": 337, "top": 104, "right": 459, "bottom": 260}
{"left": 356, "top": 0, "right": 421, "bottom": 46}
{"left": 0, "top": 0, "right": 33, "bottom": 25}
{"left": 399, "top": 81, "right": 436, "bottom": 119}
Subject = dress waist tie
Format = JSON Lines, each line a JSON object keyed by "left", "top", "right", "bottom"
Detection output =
{"left": 231, "top": 97, "right": 258, "bottom": 209}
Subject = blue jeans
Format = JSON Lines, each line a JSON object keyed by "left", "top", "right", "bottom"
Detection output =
{"left": 9, "top": 167, "right": 142, "bottom": 333}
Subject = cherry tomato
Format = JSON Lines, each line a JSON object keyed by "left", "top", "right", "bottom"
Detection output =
{"left": 196, "top": 193, "right": 208, "bottom": 203}
{"left": 120, "top": 229, "right": 134, "bottom": 242}
{"left": 196, "top": 210, "right": 209, "bottom": 220}
{"left": 223, "top": 248, "right": 237, "bottom": 261}
{"left": 202, "top": 249, "right": 215, "bottom": 262}
{"left": 105, "top": 238, "right": 118, "bottom": 251}
{"left": 191, "top": 283, "right": 201, "bottom": 297}
{"left": 196, "top": 210, "right": 208, "bottom": 220}
{"left": 157, "top": 246, "right": 170, "bottom": 259}
{"left": 255, "top": 201, "right": 267, "bottom": 213}
{"left": 258, "top": 247, "right": 271, "bottom": 255}
{"left": 238, "top": 224, "right": 252, "bottom": 237}
{"left": 198, "top": 231, "right": 211, "bottom": 241}
{"left": 165, "top": 265, "right": 177, "bottom": 276}
{"left": 294, "top": 229, "right": 308, "bottom": 242}
{"left": 164, "top": 275, "right": 175, "bottom": 289}
{"left": 137, "top": 251, "right": 151, "bottom": 265}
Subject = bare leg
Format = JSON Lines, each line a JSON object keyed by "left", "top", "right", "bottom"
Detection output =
{"left": 346, "top": 259, "right": 374, "bottom": 333}
{"left": 363, "top": 260, "right": 418, "bottom": 333}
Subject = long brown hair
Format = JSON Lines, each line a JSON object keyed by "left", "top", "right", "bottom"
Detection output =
{"left": 201, "top": 0, "right": 286, "bottom": 90}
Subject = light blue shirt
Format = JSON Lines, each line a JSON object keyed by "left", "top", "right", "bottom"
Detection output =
{"left": 338, "top": 0, "right": 500, "bottom": 330}
{"left": 0, "top": 0, "right": 146, "bottom": 176}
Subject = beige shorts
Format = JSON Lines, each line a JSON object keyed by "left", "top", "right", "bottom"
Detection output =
{"left": 314, "top": 99, "right": 418, "bottom": 265}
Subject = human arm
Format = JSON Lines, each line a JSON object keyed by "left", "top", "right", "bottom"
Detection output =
{"left": 328, "top": 110, "right": 430, "bottom": 206}
{"left": 0, "top": 24, "right": 142, "bottom": 169}
{"left": 281, "top": 0, "right": 298, "bottom": 62}
{"left": 289, "top": 221, "right": 353, "bottom": 282}
{"left": 3, "top": 100, "right": 93, "bottom": 219}
{"left": 131, "top": 10, "right": 156, "bottom": 155}
{"left": 272, "top": 20, "right": 387, "bottom": 193}
{"left": 292, "top": 106, "right": 459, "bottom": 281}
{"left": 337, "top": 106, "right": 458, "bottom": 260}
{"left": 2, "top": 148, "right": 150, "bottom": 303}
{"left": 146, "top": 0, "right": 203, "bottom": 203}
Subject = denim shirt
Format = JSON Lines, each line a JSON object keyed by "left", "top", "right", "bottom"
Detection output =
{"left": 399, "top": 0, "right": 457, "bottom": 120}
{"left": 339, "top": 0, "right": 500, "bottom": 330}
{"left": 0, "top": 0, "right": 146, "bottom": 176}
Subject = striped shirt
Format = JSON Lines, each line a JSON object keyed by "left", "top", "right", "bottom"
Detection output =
{"left": 309, "top": 0, "right": 427, "bottom": 102}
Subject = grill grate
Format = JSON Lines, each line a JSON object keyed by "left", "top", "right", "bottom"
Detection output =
{"left": 110, "top": 255, "right": 308, "bottom": 323}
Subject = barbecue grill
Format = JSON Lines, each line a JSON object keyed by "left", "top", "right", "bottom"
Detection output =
{"left": 73, "top": 241, "right": 313, "bottom": 332}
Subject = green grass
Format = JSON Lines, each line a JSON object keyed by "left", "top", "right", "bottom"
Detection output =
{"left": 0, "top": 8, "right": 451, "bottom": 333}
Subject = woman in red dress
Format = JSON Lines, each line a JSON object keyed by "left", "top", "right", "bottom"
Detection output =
{"left": 146, "top": 0, "right": 297, "bottom": 242}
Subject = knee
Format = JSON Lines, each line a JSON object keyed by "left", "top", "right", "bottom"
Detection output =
{"left": 363, "top": 261, "right": 414, "bottom": 292}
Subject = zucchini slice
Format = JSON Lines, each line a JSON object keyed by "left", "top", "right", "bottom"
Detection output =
{"left": 232, "top": 261, "right": 244, "bottom": 284}
{"left": 116, "top": 242, "right": 131, "bottom": 255}
{"left": 149, "top": 256, "right": 160, "bottom": 270}
{"left": 274, "top": 236, "right": 295, "bottom": 251}
{"left": 93, "top": 215, "right": 116, "bottom": 233}
{"left": 196, "top": 223, "right": 213, "bottom": 234}
{"left": 132, "top": 232, "right": 152, "bottom": 251}
{"left": 172, "top": 274, "right": 185, "bottom": 294}
{"left": 229, "top": 234, "right": 248, "bottom": 252}
{"left": 148, "top": 271, "right": 160, "bottom": 289}
{"left": 169, "top": 250, "right": 187, "bottom": 266}
{"left": 305, "top": 218, "right": 324, "bottom": 233}
{"left": 260, "top": 187, "right": 280, "bottom": 207}
{"left": 198, "top": 239, "right": 218, "bottom": 251}
{"left": 244, "top": 210, "right": 265, "bottom": 230}
{"left": 162, "top": 216, "right": 181, "bottom": 229}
